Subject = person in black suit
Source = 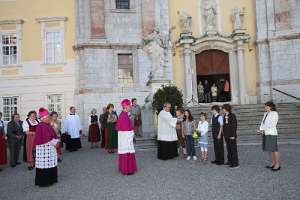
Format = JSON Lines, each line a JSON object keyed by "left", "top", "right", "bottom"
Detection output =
{"left": 7, "top": 113, "right": 23, "bottom": 167}
{"left": 222, "top": 104, "right": 239, "bottom": 168}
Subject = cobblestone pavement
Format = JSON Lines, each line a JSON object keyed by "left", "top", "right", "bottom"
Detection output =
{"left": 0, "top": 143, "right": 299, "bottom": 200}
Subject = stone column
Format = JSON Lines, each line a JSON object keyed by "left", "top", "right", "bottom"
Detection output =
{"left": 229, "top": 51, "right": 240, "bottom": 104}
{"left": 236, "top": 40, "right": 248, "bottom": 104}
{"left": 183, "top": 44, "right": 193, "bottom": 102}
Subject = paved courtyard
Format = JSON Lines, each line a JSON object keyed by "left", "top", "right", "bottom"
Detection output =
{"left": 0, "top": 143, "right": 299, "bottom": 200}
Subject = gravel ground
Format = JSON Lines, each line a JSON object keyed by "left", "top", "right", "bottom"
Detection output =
{"left": 0, "top": 143, "right": 299, "bottom": 200}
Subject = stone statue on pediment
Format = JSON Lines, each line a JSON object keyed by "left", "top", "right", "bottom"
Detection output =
{"left": 232, "top": 7, "right": 245, "bottom": 30}
{"left": 143, "top": 28, "right": 168, "bottom": 79}
{"left": 202, "top": 0, "right": 217, "bottom": 33}
{"left": 179, "top": 11, "right": 192, "bottom": 33}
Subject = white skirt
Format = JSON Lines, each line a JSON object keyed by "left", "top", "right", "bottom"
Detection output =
{"left": 35, "top": 143, "right": 57, "bottom": 169}
{"left": 118, "top": 131, "right": 135, "bottom": 154}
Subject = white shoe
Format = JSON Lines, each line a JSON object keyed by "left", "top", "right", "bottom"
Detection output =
{"left": 193, "top": 156, "right": 197, "bottom": 161}
{"left": 186, "top": 156, "right": 191, "bottom": 161}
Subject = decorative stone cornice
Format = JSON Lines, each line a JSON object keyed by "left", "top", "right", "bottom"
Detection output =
{"left": 256, "top": 33, "right": 300, "bottom": 45}
{"left": 73, "top": 43, "right": 142, "bottom": 50}
{"left": 36, "top": 17, "right": 68, "bottom": 23}
{"left": 0, "top": 19, "right": 24, "bottom": 25}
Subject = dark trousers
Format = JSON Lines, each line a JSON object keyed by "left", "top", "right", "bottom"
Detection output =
{"left": 7, "top": 138, "right": 22, "bottom": 166}
{"left": 225, "top": 137, "right": 238, "bottom": 166}
{"left": 185, "top": 135, "right": 195, "bottom": 157}
{"left": 212, "top": 134, "right": 224, "bottom": 163}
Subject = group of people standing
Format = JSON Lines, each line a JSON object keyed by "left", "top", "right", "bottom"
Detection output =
{"left": 197, "top": 79, "right": 231, "bottom": 103}
{"left": 157, "top": 101, "right": 281, "bottom": 171}
{"left": 87, "top": 99, "right": 139, "bottom": 175}
{"left": 0, "top": 98, "right": 140, "bottom": 186}
{"left": 87, "top": 98, "right": 142, "bottom": 153}
{"left": 0, "top": 106, "right": 84, "bottom": 187}
{"left": 0, "top": 99, "right": 282, "bottom": 188}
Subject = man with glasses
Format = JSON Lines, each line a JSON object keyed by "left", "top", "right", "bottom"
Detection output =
{"left": 157, "top": 102, "right": 178, "bottom": 160}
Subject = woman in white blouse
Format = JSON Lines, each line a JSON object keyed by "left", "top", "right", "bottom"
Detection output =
{"left": 258, "top": 101, "right": 280, "bottom": 171}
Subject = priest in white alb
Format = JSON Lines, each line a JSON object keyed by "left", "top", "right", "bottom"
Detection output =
{"left": 157, "top": 102, "right": 179, "bottom": 160}
{"left": 63, "top": 106, "right": 82, "bottom": 152}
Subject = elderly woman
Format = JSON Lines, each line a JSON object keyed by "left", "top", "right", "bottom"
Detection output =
{"left": 116, "top": 99, "right": 137, "bottom": 175}
{"left": 50, "top": 112, "right": 62, "bottom": 162}
{"left": 258, "top": 101, "right": 280, "bottom": 171}
{"left": 106, "top": 104, "right": 118, "bottom": 153}
{"left": 34, "top": 108, "right": 59, "bottom": 187}
{"left": 88, "top": 108, "right": 100, "bottom": 148}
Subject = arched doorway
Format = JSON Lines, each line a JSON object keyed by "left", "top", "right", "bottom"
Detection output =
{"left": 196, "top": 49, "right": 231, "bottom": 103}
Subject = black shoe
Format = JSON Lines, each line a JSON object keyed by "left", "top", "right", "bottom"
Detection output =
{"left": 216, "top": 162, "right": 224, "bottom": 165}
{"left": 211, "top": 160, "right": 217, "bottom": 164}
{"left": 11, "top": 165, "right": 16, "bottom": 168}
{"left": 225, "top": 162, "right": 230, "bottom": 165}
{"left": 16, "top": 162, "right": 21, "bottom": 165}
{"left": 272, "top": 167, "right": 281, "bottom": 171}
{"left": 28, "top": 166, "right": 34, "bottom": 171}
{"left": 58, "top": 158, "right": 62, "bottom": 162}
{"left": 265, "top": 165, "right": 274, "bottom": 169}
{"left": 229, "top": 165, "right": 239, "bottom": 168}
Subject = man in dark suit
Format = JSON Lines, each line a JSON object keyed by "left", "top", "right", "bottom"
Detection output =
{"left": 7, "top": 113, "right": 23, "bottom": 167}
{"left": 222, "top": 104, "right": 239, "bottom": 168}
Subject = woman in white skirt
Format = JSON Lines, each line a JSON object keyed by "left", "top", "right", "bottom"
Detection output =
{"left": 258, "top": 101, "right": 280, "bottom": 171}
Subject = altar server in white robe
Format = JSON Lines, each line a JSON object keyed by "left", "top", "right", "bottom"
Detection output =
{"left": 157, "top": 102, "right": 178, "bottom": 160}
{"left": 63, "top": 106, "right": 82, "bottom": 152}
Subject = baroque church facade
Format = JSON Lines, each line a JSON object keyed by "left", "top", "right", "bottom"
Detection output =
{"left": 0, "top": 0, "right": 299, "bottom": 135}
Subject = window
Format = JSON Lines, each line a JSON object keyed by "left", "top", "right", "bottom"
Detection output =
{"left": 116, "top": 0, "right": 130, "bottom": 9}
{"left": 1, "top": 34, "right": 17, "bottom": 65}
{"left": 44, "top": 31, "right": 62, "bottom": 64}
{"left": 118, "top": 54, "right": 133, "bottom": 84}
{"left": 2, "top": 97, "right": 18, "bottom": 122}
{"left": 47, "top": 94, "right": 63, "bottom": 119}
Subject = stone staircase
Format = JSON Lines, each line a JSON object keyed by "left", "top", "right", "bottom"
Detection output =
{"left": 135, "top": 103, "right": 300, "bottom": 150}
{"left": 190, "top": 103, "right": 300, "bottom": 144}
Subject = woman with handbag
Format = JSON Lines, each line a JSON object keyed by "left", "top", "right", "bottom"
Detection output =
{"left": 258, "top": 101, "right": 280, "bottom": 171}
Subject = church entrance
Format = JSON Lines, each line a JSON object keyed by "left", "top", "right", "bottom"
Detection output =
{"left": 196, "top": 49, "right": 231, "bottom": 103}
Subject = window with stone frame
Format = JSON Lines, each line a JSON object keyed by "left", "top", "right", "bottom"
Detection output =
{"left": 116, "top": 0, "right": 130, "bottom": 9}
{"left": 118, "top": 53, "right": 134, "bottom": 84}
{"left": 46, "top": 94, "right": 63, "bottom": 119}
{"left": 2, "top": 96, "right": 18, "bottom": 122}
{"left": 44, "top": 31, "right": 63, "bottom": 64}
{"left": 1, "top": 34, "right": 17, "bottom": 65}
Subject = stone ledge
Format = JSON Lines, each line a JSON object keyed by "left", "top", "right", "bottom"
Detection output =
{"left": 256, "top": 33, "right": 300, "bottom": 44}
{"left": 73, "top": 43, "right": 142, "bottom": 50}
{"left": 36, "top": 16, "right": 68, "bottom": 23}
{"left": 0, "top": 19, "right": 24, "bottom": 25}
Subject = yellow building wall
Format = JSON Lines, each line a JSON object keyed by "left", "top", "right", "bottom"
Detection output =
{"left": 169, "top": 0, "right": 257, "bottom": 96}
{"left": 0, "top": 0, "right": 75, "bottom": 62}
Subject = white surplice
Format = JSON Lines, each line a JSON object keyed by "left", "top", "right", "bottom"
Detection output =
{"left": 157, "top": 110, "right": 178, "bottom": 142}
{"left": 63, "top": 114, "right": 82, "bottom": 139}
